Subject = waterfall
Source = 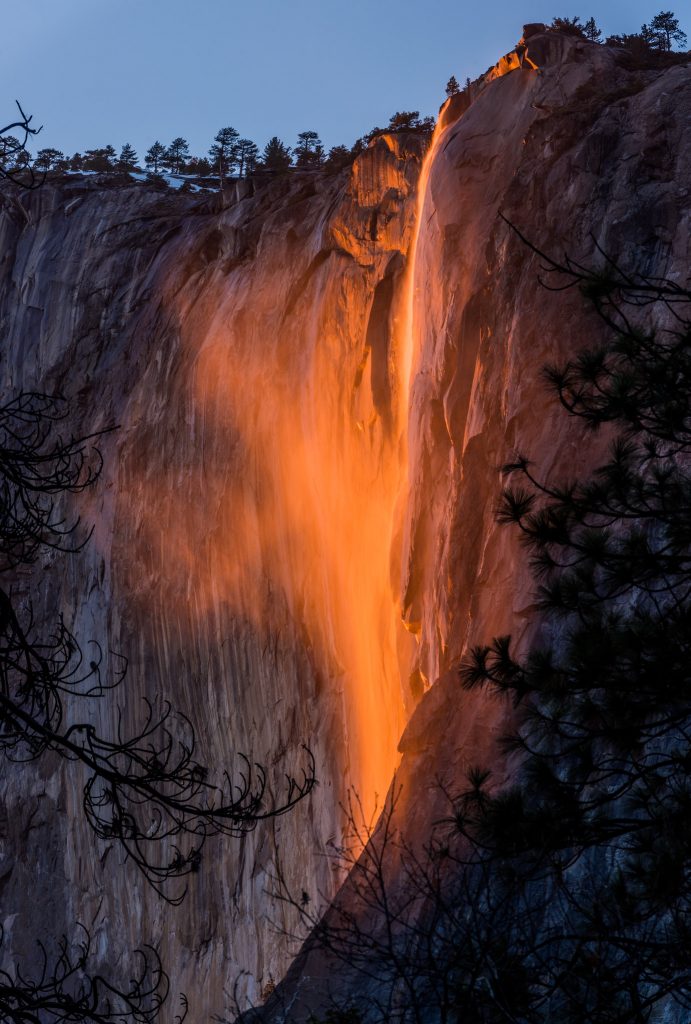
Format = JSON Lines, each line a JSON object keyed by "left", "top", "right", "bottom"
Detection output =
{"left": 149, "top": 122, "right": 452, "bottom": 822}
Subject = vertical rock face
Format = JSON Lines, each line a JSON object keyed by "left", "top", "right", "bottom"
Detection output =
{"left": 0, "top": 135, "right": 425, "bottom": 1016}
{"left": 404, "top": 31, "right": 691, "bottom": 697}
{"left": 0, "top": 27, "right": 689, "bottom": 1021}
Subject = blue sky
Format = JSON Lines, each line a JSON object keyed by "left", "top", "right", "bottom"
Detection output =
{"left": 0, "top": 1, "right": 678, "bottom": 161}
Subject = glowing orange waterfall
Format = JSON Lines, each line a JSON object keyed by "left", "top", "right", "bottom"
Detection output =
{"left": 398, "top": 114, "right": 447, "bottom": 424}
{"left": 132, "top": 119, "right": 449, "bottom": 825}
{"left": 179, "top": 318, "right": 408, "bottom": 823}
{"left": 393, "top": 113, "right": 449, "bottom": 664}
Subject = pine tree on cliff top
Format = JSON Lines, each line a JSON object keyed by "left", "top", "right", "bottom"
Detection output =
{"left": 82, "top": 145, "right": 116, "bottom": 171}
{"left": 445, "top": 75, "right": 461, "bottom": 96}
{"left": 145, "top": 140, "right": 166, "bottom": 173}
{"left": 164, "top": 135, "right": 189, "bottom": 173}
{"left": 650, "top": 9, "right": 688, "bottom": 50}
{"left": 294, "top": 129, "right": 323, "bottom": 167}
{"left": 236, "top": 137, "right": 258, "bottom": 177}
{"left": 388, "top": 110, "right": 421, "bottom": 130}
{"left": 260, "top": 135, "right": 292, "bottom": 173}
{"left": 324, "top": 144, "right": 352, "bottom": 173}
{"left": 549, "top": 15, "right": 585, "bottom": 36}
{"left": 209, "top": 125, "right": 240, "bottom": 184}
{"left": 34, "top": 147, "right": 66, "bottom": 171}
{"left": 118, "top": 142, "right": 138, "bottom": 171}
{"left": 583, "top": 16, "right": 602, "bottom": 41}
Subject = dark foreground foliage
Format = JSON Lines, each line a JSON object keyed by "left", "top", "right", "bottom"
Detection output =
{"left": 455, "top": 226, "right": 691, "bottom": 1021}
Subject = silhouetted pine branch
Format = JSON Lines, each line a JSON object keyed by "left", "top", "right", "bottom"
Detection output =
{"left": 453, "top": 230, "right": 691, "bottom": 1018}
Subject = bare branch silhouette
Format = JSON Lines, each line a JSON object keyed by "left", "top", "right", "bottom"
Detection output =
{"left": 0, "top": 101, "right": 44, "bottom": 190}
{"left": 0, "top": 393, "right": 109, "bottom": 571}
{"left": 0, "top": 923, "right": 183, "bottom": 1024}
{"left": 0, "top": 585, "right": 315, "bottom": 901}
{"left": 0, "top": 389, "right": 315, "bottom": 901}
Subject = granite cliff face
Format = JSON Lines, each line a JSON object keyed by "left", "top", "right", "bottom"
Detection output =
{"left": 0, "top": 131, "right": 425, "bottom": 1015}
{"left": 0, "top": 28, "right": 689, "bottom": 1021}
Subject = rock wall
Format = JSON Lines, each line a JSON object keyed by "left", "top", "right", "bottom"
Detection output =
{"left": 0, "top": 136, "right": 425, "bottom": 1016}
{"left": 400, "top": 27, "right": 690, "bottom": 793}
{"left": 0, "top": 26, "right": 689, "bottom": 1023}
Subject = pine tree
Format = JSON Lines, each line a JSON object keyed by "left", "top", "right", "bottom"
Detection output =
{"left": 294, "top": 130, "right": 322, "bottom": 167}
{"left": 164, "top": 136, "right": 189, "bottom": 174}
{"left": 209, "top": 126, "right": 240, "bottom": 185}
{"left": 236, "top": 138, "right": 258, "bottom": 177}
{"left": 445, "top": 75, "right": 461, "bottom": 96}
{"left": 649, "top": 9, "right": 687, "bottom": 50}
{"left": 34, "top": 147, "right": 66, "bottom": 171}
{"left": 260, "top": 136, "right": 292, "bottom": 174}
{"left": 0, "top": 135, "right": 23, "bottom": 169}
{"left": 185, "top": 155, "right": 212, "bottom": 177}
{"left": 640, "top": 21, "right": 659, "bottom": 47}
{"left": 583, "top": 16, "right": 602, "bottom": 41}
{"left": 550, "top": 15, "right": 586, "bottom": 36}
{"left": 388, "top": 110, "right": 421, "bottom": 130}
{"left": 144, "top": 141, "right": 166, "bottom": 174}
{"left": 324, "top": 144, "right": 352, "bottom": 173}
{"left": 82, "top": 146, "right": 116, "bottom": 172}
{"left": 117, "top": 143, "right": 138, "bottom": 172}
